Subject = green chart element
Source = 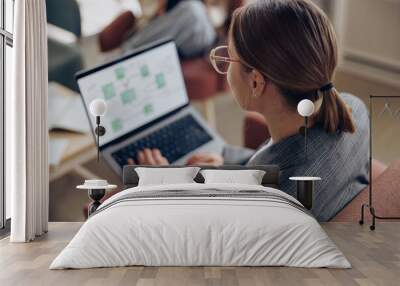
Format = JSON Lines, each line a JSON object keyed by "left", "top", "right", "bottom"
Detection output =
{"left": 120, "top": 88, "right": 136, "bottom": 104}
{"left": 143, "top": 103, "right": 154, "bottom": 115}
{"left": 111, "top": 118, "right": 123, "bottom": 133}
{"left": 140, "top": 65, "right": 150, "bottom": 77}
{"left": 115, "top": 67, "right": 125, "bottom": 80}
{"left": 102, "top": 83, "right": 116, "bottom": 100}
{"left": 155, "top": 73, "right": 166, "bottom": 89}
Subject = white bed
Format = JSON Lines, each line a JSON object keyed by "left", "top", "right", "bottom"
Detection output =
{"left": 50, "top": 183, "right": 350, "bottom": 269}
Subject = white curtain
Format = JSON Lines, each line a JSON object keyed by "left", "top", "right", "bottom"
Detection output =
{"left": 7, "top": 0, "right": 49, "bottom": 242}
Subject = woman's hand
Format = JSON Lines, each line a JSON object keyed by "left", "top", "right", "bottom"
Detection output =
{"left": 126, "top": 149, "right": 224, "bottom": 167}
{"left": 127, "top": 148, "right": 169, "bottom": 165}
{"left": 186, "top": 153, "right": 224, "bottom": 166}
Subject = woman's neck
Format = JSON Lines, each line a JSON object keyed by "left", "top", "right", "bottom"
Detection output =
{"left": 263, "top": 109, "right": 306, "bottom": 143}
{"left": 253, "top": 86, "right": 320, "bottom": 143}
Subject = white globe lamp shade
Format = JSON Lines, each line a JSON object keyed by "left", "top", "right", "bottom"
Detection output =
{"left": 89, "top": 99, "right": 107, "bottom": 117}
{"left": 297, "top": 99, "right": 315, "bottom": 117}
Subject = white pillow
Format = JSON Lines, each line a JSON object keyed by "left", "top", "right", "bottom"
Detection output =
{"left": 135, "top": 167, "right": 200, "bottom": 186}
{"left": 200, "top": 169, "right": 266, "bottom": 185}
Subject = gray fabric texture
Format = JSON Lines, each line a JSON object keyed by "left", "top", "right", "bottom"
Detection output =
{"left": 225, "top": 93, "right": 369, "bottom": 221}
{"left": 122, "top": 0, "right": 216, "bottom": 58}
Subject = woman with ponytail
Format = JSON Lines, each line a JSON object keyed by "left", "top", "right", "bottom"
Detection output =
{"left": 136, "top": 0, "right": 369, "bottom": 221}
{"left": 220, "top": 0, "right": 368, "bottom": 221}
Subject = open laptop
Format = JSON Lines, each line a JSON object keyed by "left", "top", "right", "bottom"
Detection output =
{"left": 76, "top": 39, "right": 225, "bottom": 175}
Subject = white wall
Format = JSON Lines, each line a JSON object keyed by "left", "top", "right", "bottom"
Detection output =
{"left": 333, "top": 0, "right": 400, "bottom": 88}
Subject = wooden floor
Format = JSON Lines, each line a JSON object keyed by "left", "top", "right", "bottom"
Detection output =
{"left": 0, "top": 222, "right": 399, "bottom": 286}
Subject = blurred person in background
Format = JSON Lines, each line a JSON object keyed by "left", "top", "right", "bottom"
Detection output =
{"left": 99, "top": 0, "right": 218, "bottom": 58}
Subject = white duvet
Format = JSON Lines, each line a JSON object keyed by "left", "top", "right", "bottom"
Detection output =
{"left": 50, "top": 183, "right": 350, "bottom": 269}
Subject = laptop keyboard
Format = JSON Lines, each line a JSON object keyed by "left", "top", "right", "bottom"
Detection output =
{"left": 111, "top": 114, "right": 213, "bottom": 167}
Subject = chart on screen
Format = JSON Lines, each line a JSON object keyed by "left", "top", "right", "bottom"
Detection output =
{"left": 77, "top": 42, "right": 188, "bottom": 145}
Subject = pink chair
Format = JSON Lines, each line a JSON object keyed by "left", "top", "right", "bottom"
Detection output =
{"left": 180, "top": 0, "right": 244, "bottom": 127}
{"left": 181, "top": 57, "right": 228, "bottom": 127}
{"left": 243, "top": 111, "right": 400, "bottom": 222}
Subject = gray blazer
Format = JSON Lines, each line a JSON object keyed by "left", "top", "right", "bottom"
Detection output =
{"left": 122, "top": 0, "right": 216, "bottom": 58}
{"left": 223, "top": 93, "right": 369, "bottom": 221}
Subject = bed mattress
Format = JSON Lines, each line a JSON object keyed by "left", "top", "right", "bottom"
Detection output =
{"left": 50, "top": 183, "right": 350, "bottom": 269}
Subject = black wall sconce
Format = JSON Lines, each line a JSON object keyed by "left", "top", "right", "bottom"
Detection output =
{"left": 297, "top": 99, "right": 315, "bottom": 160}
{"left": 89, "top": 99, "right": 107, "bottom": 162}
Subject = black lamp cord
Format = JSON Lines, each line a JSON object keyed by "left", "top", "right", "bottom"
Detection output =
{"left": 305, "top": 116, "right": 308, "bottom": 162}
{"left": 96, "top": 116, "right": 100, "bottom": 162}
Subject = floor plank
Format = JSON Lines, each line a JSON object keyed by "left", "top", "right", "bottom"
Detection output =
{"left": 0, "top": 222, "right": 399, "bottom": 286}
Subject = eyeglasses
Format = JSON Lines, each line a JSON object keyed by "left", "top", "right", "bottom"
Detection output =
{"left": 209, "top": 45, "right": 240, "bottom": 74}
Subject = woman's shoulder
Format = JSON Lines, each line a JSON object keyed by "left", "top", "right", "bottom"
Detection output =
{"left": 305, "top": 92, "right": 368, "bottom": 153}
{"left": 339, "top": 92, "right": 368, "bottom": 121}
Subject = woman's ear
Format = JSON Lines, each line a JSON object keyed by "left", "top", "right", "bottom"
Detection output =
{"left": 248, "top": 70, "right": 266, "bottom": 97}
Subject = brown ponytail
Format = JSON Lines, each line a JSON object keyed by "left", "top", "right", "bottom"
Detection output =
{"left": 230, "top": 0, "right": 355, "bottom": 134}
{"left": 317, "top": 89, "right": 355, "bottom": 133}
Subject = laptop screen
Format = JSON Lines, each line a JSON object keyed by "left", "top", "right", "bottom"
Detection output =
{"left": 77, "top": 41, "right": 189, "bottom": 146}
